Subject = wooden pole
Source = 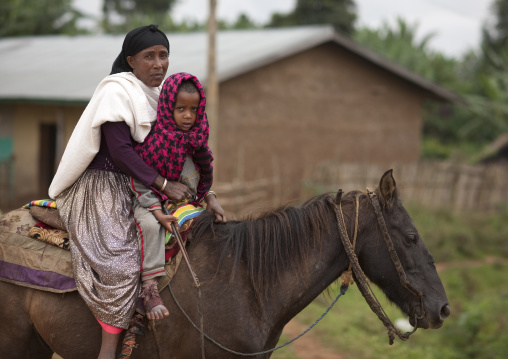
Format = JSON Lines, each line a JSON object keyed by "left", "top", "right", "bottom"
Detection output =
{"left": 207, "top": 0, "right": 219, "bottom": 176}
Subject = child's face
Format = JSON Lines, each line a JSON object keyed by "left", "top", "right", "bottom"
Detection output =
{"left": 173, "top": 91, "right": 200, "bottom": 131}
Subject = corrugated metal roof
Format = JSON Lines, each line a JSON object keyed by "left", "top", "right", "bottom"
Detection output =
{"left": 0, "top": 25, "right": 461, "bottom": 103}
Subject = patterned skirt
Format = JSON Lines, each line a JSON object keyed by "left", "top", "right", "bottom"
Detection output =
{"left": 56, "top": 169, "right": 140, "bottom": 329}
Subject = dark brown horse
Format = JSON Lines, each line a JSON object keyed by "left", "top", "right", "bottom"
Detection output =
{"left": 0, "top": 170, "right": 449, "bottom": 358}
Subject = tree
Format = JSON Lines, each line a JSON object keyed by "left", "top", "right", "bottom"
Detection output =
{"left": 231, "top": 13, "right": 259, "bottom": 30}
{"left": 0, "top": 0, "right": 86, "bottom": 37}
{"left": 482, "top": 0, "right": 508, "bottom": 57}
{"left": 460, "top": 72, "right": 508, "bottom": 142}
{"left": 355, "top": 18, "right": 488, "bottom": 155}
{"left": 102, "top": 0, "right": 178, "bottom": 33}
{"left": 458, "top": 0, "right": 508, "bottom": 145}
{"left": 266, "top": 0, "right": 357, "bottom": 36}
{"left": 355, "top": 18, "right": 466, "bottom": 92}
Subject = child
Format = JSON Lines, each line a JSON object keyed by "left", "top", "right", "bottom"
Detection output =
{"left": 131, "top": 72, "right": 226, "bottom": 320}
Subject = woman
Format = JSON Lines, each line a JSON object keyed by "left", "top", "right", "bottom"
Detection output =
{"left": 48, "top": 25, "right": 225, "bottom": 359}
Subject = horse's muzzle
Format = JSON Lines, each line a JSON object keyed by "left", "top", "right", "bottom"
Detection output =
{"left": 410, "top": 302, "right": 450, "bottom": 329}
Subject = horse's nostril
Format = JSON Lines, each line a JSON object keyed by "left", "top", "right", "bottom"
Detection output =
{"left": 441, "top": 303, "right": 451, "bottom": 319}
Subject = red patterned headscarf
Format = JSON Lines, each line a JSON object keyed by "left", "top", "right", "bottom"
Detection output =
{"left": 135, "top": 72, "right": 213, "bottom": 204}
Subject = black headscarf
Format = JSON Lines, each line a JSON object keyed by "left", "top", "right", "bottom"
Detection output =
{"left": 110, "top": 24, "right": 170, "bottom": 75}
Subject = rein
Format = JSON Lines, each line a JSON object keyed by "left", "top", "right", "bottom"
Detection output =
{"left": 329, "top": 189, "right": 425, "bottom": 344}
{"left": 167, "top": 278, "right": 350, "bottom": 357}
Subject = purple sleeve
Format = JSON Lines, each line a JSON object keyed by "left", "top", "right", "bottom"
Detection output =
{"left": 102, "top": 121, "right": 158, "bottom": 187}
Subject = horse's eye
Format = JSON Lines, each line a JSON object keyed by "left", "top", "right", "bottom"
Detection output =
{"left": 406, "top": 234, "right": 418, "bottom": 245}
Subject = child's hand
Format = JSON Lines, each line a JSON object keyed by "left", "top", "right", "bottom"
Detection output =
{"left": 205, "top": 195, "right": 227, "bottom": 223}
{"left": 153, "top": 209, "right": 179, "bottom": 232}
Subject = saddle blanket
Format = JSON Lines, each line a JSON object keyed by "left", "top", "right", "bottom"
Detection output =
{"left": 0, "top": 208, "right": 185, "bottom": 293}
{"left": 0, "top": 208, "right": 75, "bottom": 293}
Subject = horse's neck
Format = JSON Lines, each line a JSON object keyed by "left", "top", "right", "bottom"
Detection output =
{"left": 263, "top": 230, "right": 349, "bottom": 327}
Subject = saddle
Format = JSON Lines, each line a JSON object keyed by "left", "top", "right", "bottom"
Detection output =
{"left": 0, "top": 207, "right": 74, "bottom": 293}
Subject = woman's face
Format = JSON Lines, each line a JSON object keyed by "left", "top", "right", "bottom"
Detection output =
{"left": 127, "top": 45, "right": 169, "bottom": 87}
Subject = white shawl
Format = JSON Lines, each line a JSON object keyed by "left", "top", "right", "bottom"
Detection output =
{"left": 48, "top": 72, "right": 160, "bottom": 198}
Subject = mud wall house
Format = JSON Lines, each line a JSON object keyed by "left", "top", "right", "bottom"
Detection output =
{"left": 0, "top": 26, "right": 460, "bottom": 211}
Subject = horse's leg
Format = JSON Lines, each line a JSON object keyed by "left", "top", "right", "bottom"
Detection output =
{"left": 29, "top": 289, "right": 102, "bottom": 359}
{"left": 29, "top": 329, "right": 54, "bottom": 359}
{"left": 0, "top": 282, "right": 39, "bottom": 359}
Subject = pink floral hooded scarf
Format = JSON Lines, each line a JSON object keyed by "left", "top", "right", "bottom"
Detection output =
{"left": 135, "top": 72, "right": 213, "bottom": 204}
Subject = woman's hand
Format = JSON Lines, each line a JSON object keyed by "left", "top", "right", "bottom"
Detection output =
{"left": 163, "top": 181, "right": 192, "bottom": 202}
{"left": 205, "top": 194, "right": 227, "bottom": 223}
{"left": 153, "top": 175, "right": 191, "bottom": 202}
{"left": 152, "top": 209, "right": 178, "bottom": 233}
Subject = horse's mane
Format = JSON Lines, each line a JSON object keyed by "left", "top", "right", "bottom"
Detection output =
{"left": 190, "top": 191, "right": 362, "bottom": 299}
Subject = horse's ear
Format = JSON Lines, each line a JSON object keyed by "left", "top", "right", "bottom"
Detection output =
{"left": 377, "top": 169, "right": 397, "bottom": 207}
{"left": 336, "top": 189, "right": 343, "bottom": 203}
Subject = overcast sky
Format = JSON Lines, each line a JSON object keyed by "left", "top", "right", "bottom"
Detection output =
{"left": 74, "top": 0, "right": 493, "bottom": 58}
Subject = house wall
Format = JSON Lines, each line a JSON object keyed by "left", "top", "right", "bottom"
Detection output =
{"left": 217, "top": 42, "right": 425, "bottom": 202}
{"left": 5, "top": 104, "right": 83, "bottom": 207}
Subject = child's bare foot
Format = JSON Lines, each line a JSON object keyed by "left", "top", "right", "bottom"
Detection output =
{"left": 140, "top": 279, "right": 170, "bottom": 320}
{"left": 147, "top": 303, "right": 169, "bottom": 320}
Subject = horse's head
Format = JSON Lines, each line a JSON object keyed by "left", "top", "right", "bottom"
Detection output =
{"left": 352, "top": 170, "right": 450, "bottom": 330}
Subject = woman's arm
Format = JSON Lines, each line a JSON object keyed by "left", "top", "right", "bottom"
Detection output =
{"left": 102, "top": 121, "right": 191, "bottom": 201}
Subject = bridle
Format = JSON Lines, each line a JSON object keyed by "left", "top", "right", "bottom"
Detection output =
{"left": 329, "top": 188, "right": 426, "bottom": 344}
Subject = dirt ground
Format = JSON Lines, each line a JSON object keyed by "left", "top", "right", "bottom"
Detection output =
{"left": 279, "top": 319, "right": 343, "bottom": 359}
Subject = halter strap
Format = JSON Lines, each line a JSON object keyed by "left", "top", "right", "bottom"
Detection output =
{"left": 330, "top": 189, "right": 424, "bottom": 344}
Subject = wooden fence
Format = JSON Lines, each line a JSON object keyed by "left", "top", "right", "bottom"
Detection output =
{"left": 214, "top": 160, "right": 508, "bottom": 216}
{"left": 302, "top": 161, "right": 508, "bottom": 212}
{"left": 213, "top": 177, "right": 282, "bottom": 217}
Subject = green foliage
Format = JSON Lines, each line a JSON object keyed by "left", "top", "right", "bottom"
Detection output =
{"left": 460, "top": 60, "right": 508, "bottom": 144}
{"left": 102, "top": 0, "right": 178, "bottom": 33}
{"left": 421, "top": 135, "right": 485, "bottom": 165}
{"left": 406, "top": 203, "right": 508, "bottom": 261}
{"left": 482, "top": 0, "right": 508, "bottom": 57}
{"left": 355, "top": 18, "right": 455, "bottom": 84}
{"left": 420, "top": 138, "right": 454, "bottom": 160}
{"left": 230, "top": 14, "right": 259, "bottom": 30}
{"left": 0, "top": 0, "right": 87, "bottom": 36}
{"left": 266, "top": 0, "right": 357, "bottom": 36}
{"left": 441, "top": 0, "right": 508, "bottom": 150}
{"left": 101, "top": 9, "right": 259, "bottom": 34}
{"left": 354, "top": 16, "right": 508, "bottom": 156}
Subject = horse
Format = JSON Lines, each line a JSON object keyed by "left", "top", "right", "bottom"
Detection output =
{"left": 0, "top": 170, "right": 450, "bottom": 358}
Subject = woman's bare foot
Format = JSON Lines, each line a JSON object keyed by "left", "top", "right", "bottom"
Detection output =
{"left": 140, "top": 279, "right": 169, "bottom": 320}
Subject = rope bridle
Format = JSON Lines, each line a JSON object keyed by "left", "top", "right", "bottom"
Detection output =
{"left": 330, "top": 189, "right": 425, "bottom": 344}
{"left": 143, "top": 189, "right": 426, "bottom": 357}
